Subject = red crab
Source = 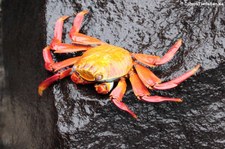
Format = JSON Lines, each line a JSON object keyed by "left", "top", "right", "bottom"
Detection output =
{"left": 38, "top": 10, "right": 200, "bottom": 118}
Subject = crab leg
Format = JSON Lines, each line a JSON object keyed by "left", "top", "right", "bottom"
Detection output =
{"left": 69, "top": 10, "right": 105, "bottom": 45}
{"left": 153, "top": 64, "right": 201, "bottom": 90}
{"left": 43, "top": 45, "right": 83, "bottom": 71}
{"left": 38, "top": 68, "right": 72, "bottom": 96}
{"left": 132, "top": 39, "right": 182, "bottom": 67}
{"left": 52, "top": 43, "right": 91, "bottom": 53}
{"left": 49, "top": 15, "right": 77, "bottom": 50}
{"left": 51, "top": 56, "right": 81, "bottom": 72}
{"left": 110, "top": 78, "right": 137, "bottom": 118}
{"left": 134, "top": 62, "right": 161, "bottom": 88}
{"left": 132, "top": 54, "right": 160, "bottom": 67}
{"left": 43, "top": 46, "right": 81, "bottom": 72}
{"left": 48, "top": 15, "right": 90, "bottom": 52}
{"left": 70, "top": 33, "right": 105, "bottom": 45}
{"left": 42, "top": 16, "right": 89, "bottom": 71}
{"left": 129, "top": 71, "right": 182, "bottom": 102}
{"left": 155, "top": 39, "right": 182, "bottom": 65}
{"left": 51, "top": 16, "right": 70, "bottom": 44}
{"left": 70, "top": 10, "right": 89, "bottom": 34}
{"left": 43, "top": 46, "right": 54, "bottom": 71}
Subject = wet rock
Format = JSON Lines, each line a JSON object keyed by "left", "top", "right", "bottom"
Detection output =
{"left": 1, "top": 0, "right": 225, "bottom": 148}
{"left": 47, "top": 0, "right": 225, "bottom": 148}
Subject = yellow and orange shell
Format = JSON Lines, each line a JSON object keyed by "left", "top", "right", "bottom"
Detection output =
{"left": 74, "top": 44, "right": 133, "bottom": 82}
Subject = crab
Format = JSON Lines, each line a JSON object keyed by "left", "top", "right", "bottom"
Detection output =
{"left": 38, "top": 10, "right": 200, "bottom": 118}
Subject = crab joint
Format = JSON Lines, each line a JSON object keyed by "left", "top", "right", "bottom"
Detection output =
{"left": 153, "top": 64, "right": 201, "bottom": 90}
{"left": 38, "top": 68, "right": 72, "bottom": 96}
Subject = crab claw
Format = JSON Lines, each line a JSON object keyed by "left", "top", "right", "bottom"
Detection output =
{"left": 129, "top": 71, "right": 182, "bottom": 102}
{"left": 95, "top": 82, "right": 114, "bottom": 94}
{"left": 110, "top": 78, "right": 137, "bottom": 119}
{"left": 154, "top": 64, "right": 201, "bottom": 90}
{"left": 38, "top": 68, "right": 72, "bottom": 96}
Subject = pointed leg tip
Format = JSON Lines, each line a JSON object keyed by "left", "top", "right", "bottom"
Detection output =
{"left": 59, "top": 16, "right": 70, "bottom": 21}
{"left": 177, "top": 38, "right": 182, "bottom": 43}
{"left": 38, "top": 87, "right": 44, "bottom": 96}
{"left": 176, "top": 38, "right": 182, "bottom": 46}
{"left": 192, "top": 64, "right": 201, "bottom": 74}
{"left": 76, "top": 10, "right": 89, "bottom": 16}
{"left": 141, "top": 95, "right": 183, "bottom": 103}
{"left": 195, "top": 64, "right": 201, "bottom": 70}
{"left": 176, "top": 98, "right": 183, "bottom": 102}
{"left": 127, "top": 110, "right": 138, "bottom": 119}
{"left": 82, "top": 10, "right": 89, "bottom": 14}
{"left": 111, "top": 98, "right": 137, "bottom": 119}
{"left": 153, "top": 82, "right": 178, "bottom": 90}
{"left": 132, "top": 114, "right": 138, "bottom": 119}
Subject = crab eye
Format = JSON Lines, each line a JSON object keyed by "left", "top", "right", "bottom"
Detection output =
{"left": 95, "top": 74, "right": 103, "bottom": 81}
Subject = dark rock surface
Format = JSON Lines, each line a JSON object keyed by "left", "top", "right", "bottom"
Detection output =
{"left": 1, "top": 0, "right": 59, "bottom": 148}
{"left": 1, "top": 0, "right": 225, "bottom": 148}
